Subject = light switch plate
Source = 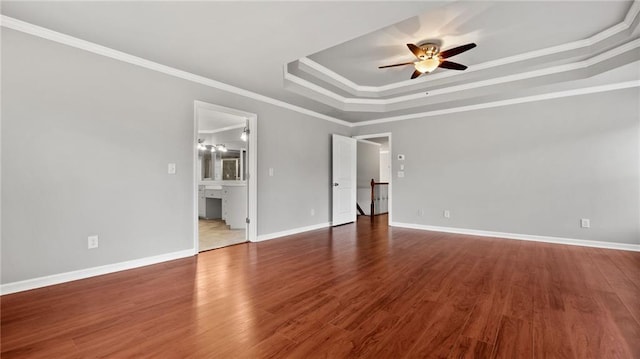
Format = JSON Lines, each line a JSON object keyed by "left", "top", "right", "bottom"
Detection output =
{"left": 580, "top": 218, "right": 590, "bottom": 228}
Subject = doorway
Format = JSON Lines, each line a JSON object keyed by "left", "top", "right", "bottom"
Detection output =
{"left": 353, "top": 133, "right": 392, "bottom": 223}
{"left": 193, "top": 101, "right": 257, "bottom": 252}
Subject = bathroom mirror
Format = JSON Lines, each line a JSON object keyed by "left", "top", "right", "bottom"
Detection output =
{"left": 200, "top": 148, "right": 246, "bottom": 181}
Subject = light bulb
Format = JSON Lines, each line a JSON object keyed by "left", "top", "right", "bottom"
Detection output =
{"left": 240, "top": 130, "right": 248, "bottom": 142}
{"left": 210, "top": 146, "right": 216, "bottom": 152}
{"left": 414, "top": 57, "right": 440, "bottom": 73}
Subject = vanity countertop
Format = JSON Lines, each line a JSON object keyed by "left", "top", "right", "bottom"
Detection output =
{"left": 199, "top": 181, "right": 246, "bottom": 188}
{"left": 221, "top": 183, "right": 247, "bottom": 187}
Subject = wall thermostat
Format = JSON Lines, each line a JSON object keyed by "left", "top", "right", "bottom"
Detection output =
{"left": 397, "top": 154, "right": 405, "bottom": 160}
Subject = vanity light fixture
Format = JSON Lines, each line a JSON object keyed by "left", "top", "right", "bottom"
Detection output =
{"left": 210, "top": 146, "right": 216, "bottom": 152}
{"left": 216, "top": 144, "right": 228, "bottom": 152}
{"left": 240, "top": 127, "right": 249, "bottom": 142}
{"left": 197, "top": 139, "right": 207, "bottom": 151}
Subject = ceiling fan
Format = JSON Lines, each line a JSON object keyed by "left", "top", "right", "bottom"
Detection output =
{"left": 379, "top": 42, "right": 477, "bottom": 79}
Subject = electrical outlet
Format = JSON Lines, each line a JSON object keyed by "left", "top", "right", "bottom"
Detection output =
{"left": 580, "top": 218, "right": 590, "bottom": 228}
{"left": 310, "top": 208, "right": 315, "bottom": 216}
{"left": 417, "top": 208, "right": 424, "bottom": 217}
{"left": 444, "top": 210, "right": 451, "bottom": 219}
{"left": 397, "top": 171, "right": 405, "bottom": 178}
{"left": 167, "top": 163, "right": 176, "bottom": 174}
{"left": 268, "top": 168, "right": 274, "bottom": 177}
{"left": 88, "top": 235, "right": 99, "bottom": 249}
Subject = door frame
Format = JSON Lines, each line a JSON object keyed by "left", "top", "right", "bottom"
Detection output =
{"left": 193, "top": 100, "right": 258, "bottom": 252}
{"left": 352, "top": 132, "right": 393, "bottom": 223}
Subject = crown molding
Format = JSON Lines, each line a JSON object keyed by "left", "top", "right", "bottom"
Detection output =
{"left": 2, "top": 13, "right": 638, "bottom": 131}
{"left": 293, "top": 0, "right": 640, "bottom": 97}
{"left": 286, "top": 38, "right": 640, "bottom": 112}
{"left": 0, "top": 15, "right": 352, "bottom": 128}
{"left": 351, "top": 80, "right": 640, "bottom": 127}
{"left": 624, "top": 0, "right": 640, "bottom": 25}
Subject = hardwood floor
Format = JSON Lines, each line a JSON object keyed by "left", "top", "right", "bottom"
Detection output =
{"left": 2, "top": 215, "right": 639, "bottom": 358}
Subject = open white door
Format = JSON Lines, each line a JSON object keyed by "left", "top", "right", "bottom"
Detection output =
{"left": 332, "top": 134, "right": 357, "bottom": 226}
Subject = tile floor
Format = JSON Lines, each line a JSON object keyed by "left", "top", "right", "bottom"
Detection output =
{"left": 198, "top": 218, "right": 246, "bottom": 251}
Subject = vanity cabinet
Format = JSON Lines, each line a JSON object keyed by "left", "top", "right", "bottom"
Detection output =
{"left": 199, "top": 186, "right": 222, "bottom": 219}
{"left": 222, "top": 185, "right": 246, "bottom": 229}
{"left": 198, "top": 183, "right": 246, "bottom": 229}
{"left": 198, "top": 186, "right": 206, "bottom": 218}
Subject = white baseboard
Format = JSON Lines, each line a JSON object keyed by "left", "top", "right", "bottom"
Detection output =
{"left": 255, "top": 222, "right": 331, "bottom": 242}
{"left": 390, "top": 222, "right": 640, "bottom": 252}
{"left": 1, "top": 248, "right": 196, "bottom": 295}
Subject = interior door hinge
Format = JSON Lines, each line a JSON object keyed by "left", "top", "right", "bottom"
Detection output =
{"left": 246, "top": 217, "right": 250, "bottom": 224}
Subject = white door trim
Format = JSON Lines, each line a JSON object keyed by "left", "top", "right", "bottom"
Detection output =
{"left": 193, "top": 100, "right": 258, "bottom": 250}
{"left": 352, "top": 132, "right": 393, "bottom": 223}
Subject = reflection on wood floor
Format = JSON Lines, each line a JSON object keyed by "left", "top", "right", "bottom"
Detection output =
{"left": 198, "top": 218, "right": 245, "bottom": 251}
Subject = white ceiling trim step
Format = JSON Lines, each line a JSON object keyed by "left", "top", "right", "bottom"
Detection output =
{"left": 351, "top": 80, "right": 640, "bottom": 127}
{"left": 1, "top": 14, "right": 638, "bottom": 129}
{"left": 0, "top": 15, "right": 352, "bottom": 128}
{"left": 285, "top": 39, "right": 640, "bottom": 112}
{"left": 294, "top": 0, "right": 640, "bottom": 96}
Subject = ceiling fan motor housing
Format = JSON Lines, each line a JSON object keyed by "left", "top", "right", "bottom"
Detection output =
{"left": 418, "top": 43, "right": 440, "bottom": 59}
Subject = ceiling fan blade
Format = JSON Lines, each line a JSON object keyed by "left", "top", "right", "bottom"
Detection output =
{"left": 407, "top": 43, "right": 426, "bottom": 59}
{"left": 378, "top": 62, "right": 415, "bottom": 69}
{"left": 439, "top": 43, "right": 477, "bottom": 59}
{"left": 438, "top": 60, "right": 468, "bottom": 71}
{"left": 410, "top": 69, "right": 422, "bottom": 79}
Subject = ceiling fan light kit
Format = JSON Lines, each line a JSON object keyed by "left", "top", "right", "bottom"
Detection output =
{"left": 414, "top": 57, "right": 440, "bottom": 73}
{"left": 379, "top": 42, "right": 477, "bottom": 79}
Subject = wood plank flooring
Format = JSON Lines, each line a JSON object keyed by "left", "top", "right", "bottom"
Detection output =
{"left": 2, "top": 215, "right": 639, "bottom": 358}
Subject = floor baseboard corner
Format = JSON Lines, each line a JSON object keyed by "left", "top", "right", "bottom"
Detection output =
{"left": 1, "top": 248, "right": 195, "bottom": 295}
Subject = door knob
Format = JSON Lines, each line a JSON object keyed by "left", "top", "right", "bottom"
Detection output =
{"left": 334, "top": 183, "right": 339, "bottom": 187}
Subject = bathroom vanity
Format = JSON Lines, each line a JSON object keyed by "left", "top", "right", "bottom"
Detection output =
{"left": 198, "top": 182, "right": 246, "bottom": 229}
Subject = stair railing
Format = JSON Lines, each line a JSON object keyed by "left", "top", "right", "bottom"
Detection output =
{"left": 370, "top": 179, "right": 389, "bottom": 217}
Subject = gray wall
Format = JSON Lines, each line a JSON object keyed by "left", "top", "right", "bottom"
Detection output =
{"left": 354, "top": 88, "right": 640, "bottom": 245}
{"left": 356, "top": 141, "right": 380, "bottom": 214}
{"left": 1, "top": 29, "right": 350, "bottom": 284}
{"left": 357, "top": 141, "right": 380, "bottom": 188}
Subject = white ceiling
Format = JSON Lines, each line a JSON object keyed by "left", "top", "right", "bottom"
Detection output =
{"left": 198, "top": 108, "right": 246, "bottom": 132}
{"left": 308, "top": 1, "right": 629, "bottom": 86}
{"left": 2, "top": 1, "right": 639, "bottom": 124}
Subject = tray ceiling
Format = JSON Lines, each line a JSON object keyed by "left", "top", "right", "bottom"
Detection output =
{"left": 2, "top": 1, "right": 639, "bottom": 124}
